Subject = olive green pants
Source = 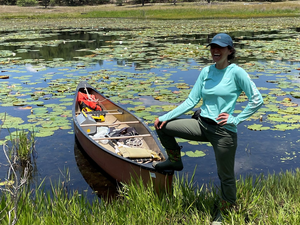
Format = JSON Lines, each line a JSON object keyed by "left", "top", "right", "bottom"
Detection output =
{"left": 156, "top": 117, "right": 237, "bottom": 204}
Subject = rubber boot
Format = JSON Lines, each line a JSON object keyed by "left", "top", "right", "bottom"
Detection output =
{"left": 153, "top": 148, "right": 183, "bottom": 171}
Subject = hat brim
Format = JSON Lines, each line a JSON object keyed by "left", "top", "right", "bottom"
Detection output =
{"left": 207, "top": 41, "right": 229, "bottom": 47}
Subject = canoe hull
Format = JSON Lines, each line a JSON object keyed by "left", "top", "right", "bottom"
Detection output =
{"left": 73, "top": 81, "right": 173, "bottom": 193}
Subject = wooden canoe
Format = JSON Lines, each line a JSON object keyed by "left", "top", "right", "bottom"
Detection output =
{"left": 73, "top": 81, "right": 173, "bottom": 193}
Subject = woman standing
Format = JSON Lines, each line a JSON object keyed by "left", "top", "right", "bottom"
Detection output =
{"left": 153, "top": 33, "right": 263, "bottom": 221}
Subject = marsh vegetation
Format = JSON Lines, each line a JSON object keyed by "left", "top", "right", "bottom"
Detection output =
{"left": 1, "top": 167, "right": 300, "bottom": 224}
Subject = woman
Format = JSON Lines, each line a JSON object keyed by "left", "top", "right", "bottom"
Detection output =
{"left": 153, "top": 33, "right": 263, "bottom": 211}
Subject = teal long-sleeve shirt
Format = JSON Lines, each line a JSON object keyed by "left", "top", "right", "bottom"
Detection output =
{"left": 158, "top": 63, "right": 264, "bottom": 133}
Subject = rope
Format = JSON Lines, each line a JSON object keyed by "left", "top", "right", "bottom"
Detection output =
{"left": 83, "top": 84, "right": 98, "bottom": 102}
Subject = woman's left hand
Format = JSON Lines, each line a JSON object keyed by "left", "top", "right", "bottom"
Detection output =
{"left": 216, "top": 113, "right": 229, "bottom": 126}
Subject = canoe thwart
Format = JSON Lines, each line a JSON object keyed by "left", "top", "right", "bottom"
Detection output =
{"left": 80, "top": 121, "right": 141, "bottom": 127}
{"left": 92, "top": 134, "right": 151, "bottom": 140}
{"left": 103, "top": 109, "right": 123, "bottom": 115}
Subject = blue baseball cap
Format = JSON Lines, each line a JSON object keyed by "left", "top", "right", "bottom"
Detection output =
{"left": 207, "top": 33, "right": 233, "bottom": 48}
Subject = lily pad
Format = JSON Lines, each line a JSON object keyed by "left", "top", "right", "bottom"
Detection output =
{"left": 185, "top": 150, "right": 206, "bottom": 158}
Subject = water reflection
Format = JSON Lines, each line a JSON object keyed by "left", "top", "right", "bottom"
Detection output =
{"left": 74, "top": 139, "right": 118, "bottom": 200}
{"left": 0, "top": 30, "right": 121, "bottom": 61}
{"left": 1, "top": 29, "right": 287, "bottom": 64}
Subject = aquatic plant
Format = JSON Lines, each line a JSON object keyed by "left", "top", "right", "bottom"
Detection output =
{"left": 8, "top": 129, "right": 36, "bottom": 165}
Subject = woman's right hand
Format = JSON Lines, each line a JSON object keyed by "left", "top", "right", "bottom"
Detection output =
{"left": 154, "top": 118, "right": 167, "bottom": 130}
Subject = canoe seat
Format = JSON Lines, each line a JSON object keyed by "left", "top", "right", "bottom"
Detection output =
{"left": 117, "top": 146, "right": 161, "bottom": 160}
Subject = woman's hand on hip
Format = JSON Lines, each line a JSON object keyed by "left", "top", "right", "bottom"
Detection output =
{"left": 154, "top": 118, "right": 167, "bottom": 130}
{"left": 216, "top": 113, "right": 229, "bottom": 126}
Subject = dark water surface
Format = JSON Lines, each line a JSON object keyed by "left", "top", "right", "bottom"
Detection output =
{"left": 1, "top": 28, "right": 300, "bottom": 200}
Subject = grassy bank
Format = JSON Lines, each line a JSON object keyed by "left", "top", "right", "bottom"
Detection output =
{"left": 1, "top": 2, "right": 300, "bottom": 19}
{"left": 1, "top": 169, "right": 300, "bottom": 224}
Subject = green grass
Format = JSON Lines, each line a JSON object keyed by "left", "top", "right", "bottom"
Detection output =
{"left": 1, "top": 2, "right": 300, "bottom": 20}
{"left": 1, "top": 169, "right": 300, "bottom": 224}
{"left": 82, "top": 7, "right": 300, "bottom": 20}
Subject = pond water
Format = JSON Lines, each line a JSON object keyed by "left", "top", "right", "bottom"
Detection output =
{"left": 1, "top": 22, "right": 300, "bottom": 200}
